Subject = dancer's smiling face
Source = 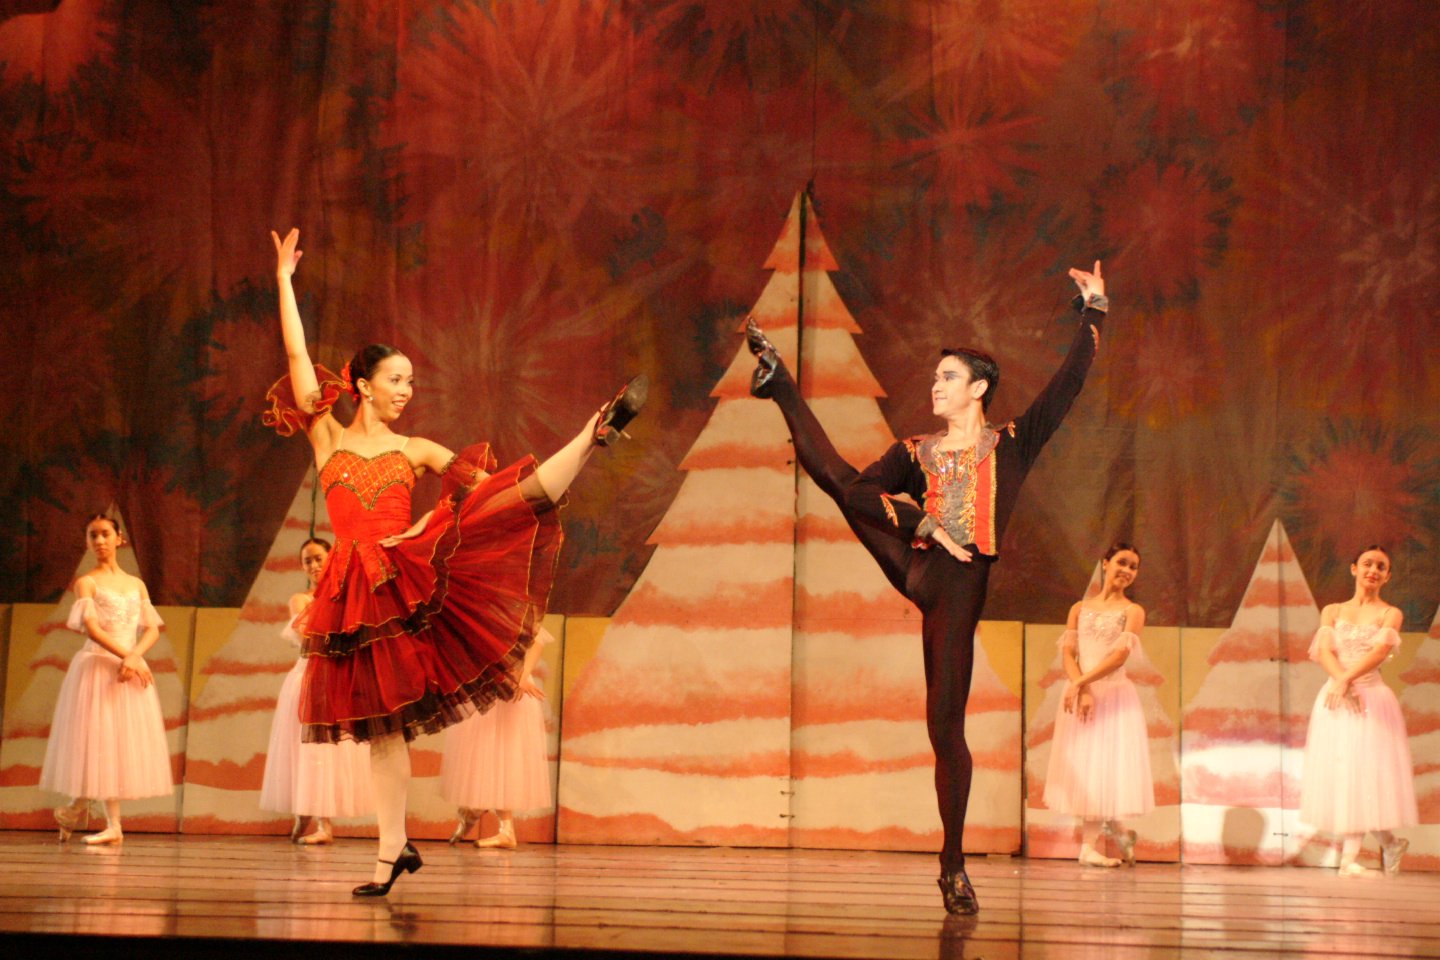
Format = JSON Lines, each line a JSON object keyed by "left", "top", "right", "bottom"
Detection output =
{"left": 358, "top": 355, "right": 414, "bottom": 423}
{"left": 931, "top": 356, "right": 989, "bottom": 419}
{"left": 1103, "top": 549, "right": 1140, "bottom": 592}
{"left": 300, "top": 541, "right": 330, "bottom": 588}
{"left": 1351, "top": 549, "right": 1391, "bottom": 591}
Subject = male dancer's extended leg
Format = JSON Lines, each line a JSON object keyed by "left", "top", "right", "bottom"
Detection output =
{"left": 765, "top": 363, "right": 912, "bottom": 594}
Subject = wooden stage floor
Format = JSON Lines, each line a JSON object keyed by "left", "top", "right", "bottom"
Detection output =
{"left": 0, "top": 831, "right": 1434, "bottom": 959}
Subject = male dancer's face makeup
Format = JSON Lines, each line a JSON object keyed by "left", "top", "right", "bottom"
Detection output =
{"left": 932, "top": 357, "right": 978, "bottom": 416}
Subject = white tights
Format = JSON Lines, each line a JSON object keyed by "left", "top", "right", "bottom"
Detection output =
{"left": 368, "top": 733, "right": 412, "bottom": 883}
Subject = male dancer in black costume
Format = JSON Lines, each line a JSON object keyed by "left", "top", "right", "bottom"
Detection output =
{"left": 746, "top": 262, "right": 1107, "bottom": 914}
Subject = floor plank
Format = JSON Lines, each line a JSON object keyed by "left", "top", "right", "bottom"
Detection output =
{"left": 0, "top": 831, "right": 1433, "bottom": 959}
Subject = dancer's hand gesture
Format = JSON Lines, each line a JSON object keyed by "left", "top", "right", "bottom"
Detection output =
{"left": 516, "top": 677, "right": 546, "bottom": 701}
{"left": 1068, "top": 260, "right": 1104, "bottom": 302}
{"left": 1076, "top": 687, "right": 1096, "bottom": 722}
{"left": 272, "top": 227, "right": 303, "bottom": 280}
{"left": 119, "top": 653, "right": 154, "bottom": 689}
{"left": 1325, "top": 678, "right": 1361, "bottom": 714}
{"left": 931, "top": 527, "right": 973, "bottom": 563}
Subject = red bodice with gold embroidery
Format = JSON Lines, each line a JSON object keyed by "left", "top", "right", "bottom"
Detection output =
{"left": 317, "top": 448, "right": 417, "bottom": 594}
{"left": 319, "top": 449, "right": 415, "bottom": 538}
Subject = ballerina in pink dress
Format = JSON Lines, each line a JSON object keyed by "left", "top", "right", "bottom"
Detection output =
{"left": 441, "top": 626, "right": 555, "bottom": 848}
{"left": 1043, "top": 543, "right": 1154, "bottom": 867}
{"left": 1300, "top": 545, "right": 1417, "bottom": 876}
{"left": 259, "top": 537, "right": 374, "bottom": 843}
{"left": 40, "top": 515, "right": 174, "bottom": 844}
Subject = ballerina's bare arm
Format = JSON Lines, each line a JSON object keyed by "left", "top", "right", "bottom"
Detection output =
{"left": 1314, "top": 604, "right": 1357, "bottom": 711}
{"left": 271, "top": 227, "right": 341, "bottom": 453}
{"left": 1061, "top": 603, "right": 1083, "bottom": 713}
{"left": 120, "top": 579, "right": 160, "bottom": 689}
{"left": 72, "top": 576, "right": 129, "bottom": 660}
{"left": 404, "top": 436, "right": 463, "bottom": 477}
{"left": 514, "top": 634, "right": 547, "bottom": 701}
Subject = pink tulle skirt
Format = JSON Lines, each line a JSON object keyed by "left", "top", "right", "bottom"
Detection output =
{"left": 38, "top": 643, "right": 173, "bottom": 800}
{"left": 1300, "top": 676, "right": 1418, "bottom": 833}
{"left": 259, "top": 658, "right": 374, "bottom": 818}
{"left": 1043, "top": 676, "right": 1154, "bottom": 819}
{"left": 439, "top": 693, "right": 552, "bottom": 812}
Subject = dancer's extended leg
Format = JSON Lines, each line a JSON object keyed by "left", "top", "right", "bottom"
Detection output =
{"left": 764, "top": 360, "right": 914, "bottom": 595}
{"left": 523, "top": 375, "right": 649, "bottom": 503}
{"left": 526, "top": 416, "right": 600, "bottom": 503}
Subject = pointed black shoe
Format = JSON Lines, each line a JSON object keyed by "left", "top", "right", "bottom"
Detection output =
{"left": 353, "top": 842, "right": 423, "bottom": 897}
{"left": 744, "top": 317, "right": 780, "bottom": 398}
{"left": 594, "top": 374, "right": 649, "bottom": 446}
{"left": 938, "top": 868, "right": 979, "bottom": 915}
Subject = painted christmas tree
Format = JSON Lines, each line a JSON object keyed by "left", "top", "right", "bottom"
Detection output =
{"left": 783, "top": 193, "right": 1020, "bottom": 853}
{"left": 1398, "top": 602, "right": 1440, "bottom": 871}
{"left": 180, "top": 473, "right": 365, "bottom": 833}
{"left": 1180, "top": 519, "right": 1321, "bottom": 865}
{"left": 0, "top": 506, "right": 188, "bottom": 831}
{"left": 559, "top": 192, "right": 1023, "bottom": 850}
{"left": 555, "top": 195, "right": 805, "bottom": 845}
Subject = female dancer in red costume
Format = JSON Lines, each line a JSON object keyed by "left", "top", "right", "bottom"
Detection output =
{"left": 266, "top": 228, "right": 645, "bottom": 895}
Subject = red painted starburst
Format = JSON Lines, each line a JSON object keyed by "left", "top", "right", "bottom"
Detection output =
{"left": 1285, "top": 425, "right": 1430, "bottom": 569}
{"left": 897, "top": 83, "right": 1041, "bottom": 210}
{"left": 872, "top": 0, "right": 1093, "bottom": 116}
{"left": 1114, "top": 306, "right": 1221, "bottom": 428}
{"left": 1236, "top": 136, "right": 1440, "bottom": 414}
{"left": 639, "top": 0, "right": 815, "bottom": 92}
{"left": 391, "top": 241, "right": 623, "bottom": 466}
{"left": 1112, "top": 0, "right": 1279, "bottom": 139}
{"left": 398, "top": 0, "right": 658, "bottom": 244}
{"left": 1095, "top": 160, "right": 1232, "bottom": 305}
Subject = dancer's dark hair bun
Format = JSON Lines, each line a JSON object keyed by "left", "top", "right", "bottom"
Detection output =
{"left": 83, "top": 513, "right": 122, "bottom": 536}
{"left": 1352, "top": 543, "right": 1391, "bottom": 565}
{"left": 1103, "top": 541, "right": 1140, "bottom": 562}
{"left": 300, "top": 536, "right": 332, "bottom": 554}
{"left": 346, "top": 344, "right": 405, "bottom": 396}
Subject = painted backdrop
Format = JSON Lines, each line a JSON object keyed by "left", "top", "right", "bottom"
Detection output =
{"left": 3, "top": 0, "right": 1438, "bottom": 634}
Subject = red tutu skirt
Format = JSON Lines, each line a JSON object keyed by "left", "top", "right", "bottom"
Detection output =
{"left": 297, "top": 449, "right": 562, "bottom": 743}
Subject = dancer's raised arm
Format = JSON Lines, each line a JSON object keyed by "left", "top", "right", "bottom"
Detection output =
{"left": 271, "top": 228, "right": 324, "bottom": 418}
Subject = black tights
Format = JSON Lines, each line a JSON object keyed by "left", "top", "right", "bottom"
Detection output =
{"left": 770, "top": 369, "right": 988, "bottom": 873}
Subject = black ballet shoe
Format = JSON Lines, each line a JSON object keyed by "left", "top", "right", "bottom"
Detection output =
{"left": 593, "top": 374, "right": 649, "bottom": 446}
{"left": 938, "top": 868, "right": 979, "bottom": 915}
{"left": 744, "top": 317, "right": 780, "bottom": 398}
{"left": 352, "top": 842, "right": 423, "bottom": 897}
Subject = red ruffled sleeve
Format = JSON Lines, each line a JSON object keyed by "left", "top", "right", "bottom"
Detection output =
{"left": 263, "top": 364, "right": 347, "bottom": 437}
{"left": 440, "top": 443, "right": 499, "bottom": 500}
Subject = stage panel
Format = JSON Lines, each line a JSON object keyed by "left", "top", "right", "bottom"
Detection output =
{"left": 0, "top": 832, "right": 1435, "bottom": 959}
